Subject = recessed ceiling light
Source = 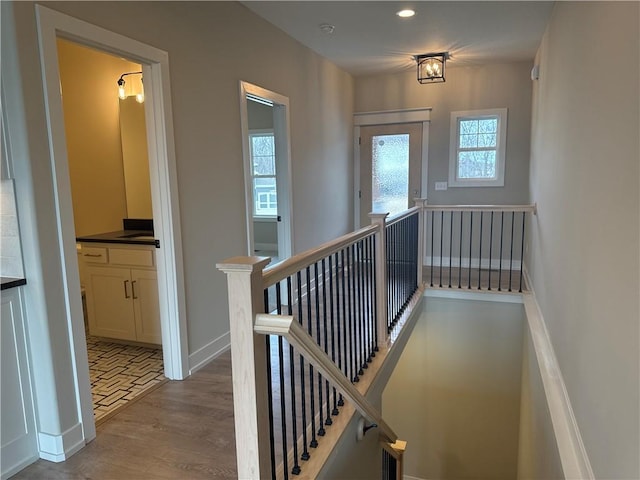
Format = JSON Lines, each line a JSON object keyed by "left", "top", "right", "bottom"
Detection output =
{"left": 396, "top": 9, "right": 415, "bottom": 18}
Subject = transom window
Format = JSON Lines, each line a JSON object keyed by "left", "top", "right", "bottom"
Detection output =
{"left": 449, "top": 108, "right": 507, "bottom": 187}
{"left": 249, "top": 131, "right": 277, "bottom": 216}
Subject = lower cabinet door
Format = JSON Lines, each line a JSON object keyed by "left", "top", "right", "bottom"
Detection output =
{"left": 86, "top": 266, "right": 136, "bottom": 341}
{"left": 131, "top": 269, "right": 162, "bottom": 344}
{"left": 1, "top": 288, "right": 38, "bottom": 477}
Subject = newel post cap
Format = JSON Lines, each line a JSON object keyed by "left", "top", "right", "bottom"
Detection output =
{"left": 216, "top": 256, "right": 271, "bottom": 274}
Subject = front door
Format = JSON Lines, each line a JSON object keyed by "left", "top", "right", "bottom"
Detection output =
{"left": 359, "top": 123, "right": 423, "bottom": 226}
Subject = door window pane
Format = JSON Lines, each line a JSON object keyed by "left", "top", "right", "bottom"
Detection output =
{"left": 371, "top": 134, "right": 409, "bottom": 216}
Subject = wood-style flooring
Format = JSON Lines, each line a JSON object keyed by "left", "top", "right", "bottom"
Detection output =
{"left": 13, "top": 351, "right": 237, "bottom": 480}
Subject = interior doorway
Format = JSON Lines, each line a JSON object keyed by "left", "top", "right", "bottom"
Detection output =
{"left": 239, "top": 82, "right": 293, "bottom": 266}
{"left": 56, "top": 38, "right": 165, "bottom": 424}
{"left": 36, "top": 5, "right": 188, "bottom": 443}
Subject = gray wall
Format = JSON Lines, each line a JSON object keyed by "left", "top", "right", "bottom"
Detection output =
{"left": 527, "top": 2, "right": 639, "bottom": 478}
{"left": 383, "top": 298, "right": 525, "bottom": 479}
{"left": 355, "top": 62, "right": 532, "bottom": 205}
{"left": 3, "top": 0, "right": 353, "bottom": 439}
{"left": 8, "top": 0, "right": 353, "bottom": 357}
{"left": 517, "top": 327, "right": 563, "bottom": 479}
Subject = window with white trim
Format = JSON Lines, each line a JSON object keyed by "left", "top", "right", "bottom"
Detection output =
{"left": 249, "top": 131, "right": 277, "bottom": 217}
{"left": 449, "top": 108, "right": 507, "bottom": 187}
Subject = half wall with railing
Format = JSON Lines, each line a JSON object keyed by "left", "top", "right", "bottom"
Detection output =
{"left": 218, "top": 201, "right": 425, "bottom": 479}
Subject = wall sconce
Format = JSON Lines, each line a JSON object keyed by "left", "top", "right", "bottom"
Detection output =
{"left": 416, "top": 52, "right": 448, "bottom": 84}
{"left": 117, "top": 71, "right": 144, "bottom": 103}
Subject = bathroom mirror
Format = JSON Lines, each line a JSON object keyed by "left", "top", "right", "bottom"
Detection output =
{"left": 119, "top": 96, "right": 153, "bottom": 219}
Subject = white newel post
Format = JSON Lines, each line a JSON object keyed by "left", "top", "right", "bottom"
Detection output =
{"left": 369, "top": 213, "right": 389, "bottom": 348}
{"left": 414, "top": 198, "right": 427, "bottom": 286}
{"left": 216, "top": 256, "right": 272, "bottom": 480}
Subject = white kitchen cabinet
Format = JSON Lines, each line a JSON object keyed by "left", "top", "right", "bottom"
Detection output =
{"left": 81, "top": 243, "right": 161, "bottom": 344}
{"left": 1, "top": 287, "right": 39, "bottom": 477}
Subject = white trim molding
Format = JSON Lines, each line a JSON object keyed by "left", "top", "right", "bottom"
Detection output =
{"left": 354, "top": 107, "right": 432, "bottom": 126}
{"left": 448, "top": 108, "right": 507, "bottom": 188}
{"left": 521, "top": 270, "right": 594, "bottom": 479}
{"left": 37, "top": 423, "right": 84, "bottom": 463}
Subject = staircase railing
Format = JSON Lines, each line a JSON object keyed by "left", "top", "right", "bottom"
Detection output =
{"left": 424, "top": 204, "right": 536, "bottom": 292}
{"left": 217, "top": 200, "right": 425, "bottom": 479}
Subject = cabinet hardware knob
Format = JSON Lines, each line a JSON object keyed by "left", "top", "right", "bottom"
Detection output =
{"left": 124, "top": 280, "right": 130, "bottom": 298}
{"left": 132, "top": 280, "right": 138, "bottom": 299}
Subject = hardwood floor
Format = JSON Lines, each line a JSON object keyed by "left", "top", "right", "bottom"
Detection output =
{"left": 14, "top": 351, "right": 237, "bottom": 479}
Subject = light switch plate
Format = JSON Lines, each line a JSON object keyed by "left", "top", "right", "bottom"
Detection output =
{"left": 435, "top": 181, "right": 448, "bottom": 191}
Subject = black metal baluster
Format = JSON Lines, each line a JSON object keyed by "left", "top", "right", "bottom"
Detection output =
{"left": 439, "top": 210, "right": 444, "bottom": 287}
{"left": 328, "top": 255, "right": 338, "bottom": 416}
{"left": 357, "top": 241, "right": 365, "bottom": 375}
{"left": 449, "top": 211, "right": 453, "bottom": 288}
{"left": 295, "top": 272, "right": 310, "bottom": 461}
{"left": 263, "top": 290, "right": 277, "bottom": 479}
{"left": 430, "top": 210, "right": 434, "bottom": 287}
{"left": 346, "top": 247, "right": 357, "bottom": 382}
{"left": 509, "top": 211, "right": 515, "bottom": 292}
{"left": 275, "top": 283, "right": 290, "bottom": 479}
{"left": 478, "top": 211, "right": 483, "bottom": 290}
{"left": 488, "top": 211, "right": 494, "bottom": 291}
{"left": 498, "top": 212, "right": 504, "bottom": 292}
{"left": 321, "top": 259, "right": 332, "bottom": 426}
{"left": 372, "top": 235, "right": 379, "bottom": 352}
{"left": 458, "top": 211, "right": 463, "bottom": 289}
{"left": 285, "top": 278, "right": 301, "bottom": 475}
{"left": 313, "top": 262, "right": 325, "bottom": 436}
{"left": 339, "top": 249, "right": 347, "bottom": 405}
{"left": 519, "top": 212, "right": 526, "bottom": 293}
{"left": 305, "top": 266, "right": 318, "bottom": 448}
{"left": 368, "top": 235, "right": 376, "bottom": 358}
{"left": 468, "top": 211, "right": 473, "bottom": 289}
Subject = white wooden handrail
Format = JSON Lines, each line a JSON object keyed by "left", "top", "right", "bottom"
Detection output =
{"left": 262, "top": 224, "right": 378, "bottom": 287}
{"left": 385, "top": 205, "right": 421, "bottom": 226}
{"left": 424, "top": 203, "right": 537, "bottom": 214}
{"left": 254, "top": 313, "right": 398, "bottom": 443}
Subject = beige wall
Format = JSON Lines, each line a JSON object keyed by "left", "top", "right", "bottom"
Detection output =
{"left": 57, "top": 38, "right": 141, "bottom": 237}
{"left": 383, "top": 298, "right": 525, "bottom": 479}
{"left": 355, "top": 62, "right": 532, "bottom": 205}
{"left": 528, "top": 2, "right": 639, "bottom": 478}
{"left": 7, "top": 0, "right": 354, "bottom": 374}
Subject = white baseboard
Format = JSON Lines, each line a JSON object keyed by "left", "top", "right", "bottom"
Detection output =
{"left": 188, "top": 331, "right": 230, "bottom": 374}
{"left": 404, "top": 475, "right": 429, "bottom": 480}
{"left": 521, "top": 270, "right": 594, "bottom": 479}
{"left": 425, "top": 288, "right": 523, "bottom": 304}
{"left": 37, "top": 423, "right": 84, "bottom": 462}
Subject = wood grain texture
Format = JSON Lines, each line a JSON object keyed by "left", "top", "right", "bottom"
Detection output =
{"left": 13, "top": 352, "right": 237, "bottom": 480}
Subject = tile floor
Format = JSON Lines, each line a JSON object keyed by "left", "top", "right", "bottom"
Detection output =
{"left": 86, "top": 336, "right": 165, "bottom": 423}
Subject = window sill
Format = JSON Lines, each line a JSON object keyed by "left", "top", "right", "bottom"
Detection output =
{"left": 253, "top": 216, "right": 278, "bottom": 222}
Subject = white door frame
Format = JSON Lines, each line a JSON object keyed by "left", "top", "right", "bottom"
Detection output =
{"left": 35, "top": 5, "right": 189, "bottom": 441}
{"left": 239, "top": 81, "right": 294, "bottom": 263}
{"left": 353, "top": 108, "right": 432, "bottom": 229}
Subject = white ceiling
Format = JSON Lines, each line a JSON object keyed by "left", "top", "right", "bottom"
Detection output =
{"left": 242, "top": 1, "right": 555, "bottom": 76}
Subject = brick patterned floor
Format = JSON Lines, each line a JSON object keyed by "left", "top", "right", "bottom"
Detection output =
{"left": 87, "top": 336, "right": 165, "bottom": 423}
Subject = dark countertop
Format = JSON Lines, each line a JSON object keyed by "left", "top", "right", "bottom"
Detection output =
{"left": 76, "top": 230, "right": 156, "bottom": 246}
{"left": 1, "top": 277, "right": 27, "bottom": 290}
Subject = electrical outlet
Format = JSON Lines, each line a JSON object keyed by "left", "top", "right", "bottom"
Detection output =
{"left": 435, "top": 181, "right": 447, "bottom": 191}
